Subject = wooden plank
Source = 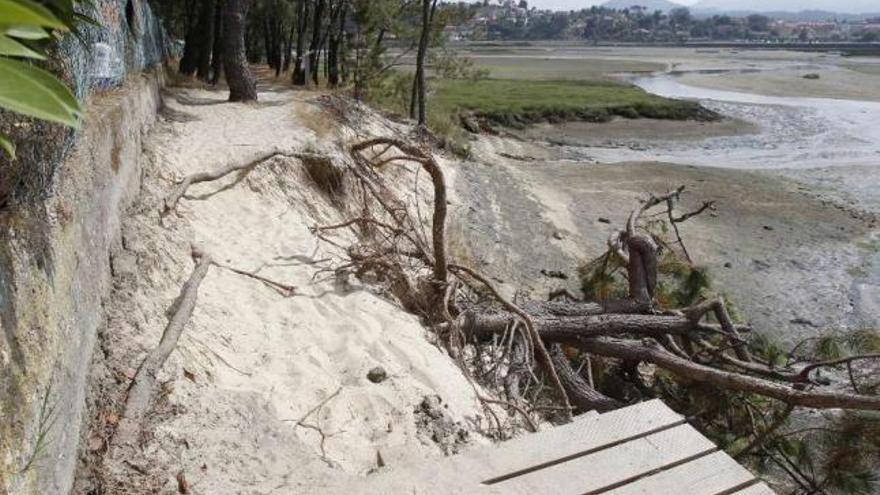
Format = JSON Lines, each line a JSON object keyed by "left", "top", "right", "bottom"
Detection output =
{"left": 728, "top": 482, "right": 777, "bottom": 494}
{"left": 492, "top": 423, "right": 717, "bottom": 495}
{"left": 605, "top": 451, "right": 758, "bottom": 495}
{"left": 464, "top": 399, "right": 685, "bottom": 485}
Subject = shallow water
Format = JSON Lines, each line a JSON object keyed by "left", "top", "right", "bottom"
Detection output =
{"left": 577, "top": 74, "right": 880, "bottom": 171}
{"left": 627, "top": 73, "right": 880, "bottom": 330}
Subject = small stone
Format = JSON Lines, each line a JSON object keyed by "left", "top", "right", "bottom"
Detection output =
{"left": 598, "top": 217, "right": 611, "bottom": 224}
{"left": 552, "top": 231, "right": 564, "bottom": 240}
{"left": 790, "top": 317, "right": 817, "bottom": 327}
{"left": 540, "top": 269, "right": 568, "bottom": 280}
{"left": 763, "top": 225, "right": 774, "bottom": 231}
{"left": 723, "top": 262, "right": 732, "bottom": 268}
{"left": 367, "top": 366, "right": 388, "bottom": 383}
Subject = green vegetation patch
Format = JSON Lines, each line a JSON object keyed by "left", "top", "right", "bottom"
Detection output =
{"left": 433, "top": 78, "right": 719, "bottom": 128}
{"left": 467, "top": 56, "right": 665, "bottom": 81}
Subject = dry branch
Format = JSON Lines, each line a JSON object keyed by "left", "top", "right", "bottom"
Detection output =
{"left": 114, "top": 250, "right": 212, "bottom": 445}
{"left": 463, "top": 310, "right": 750, "bottom": 345}
{"left": 213, "top": 262, "right": 297, "bottom": 297}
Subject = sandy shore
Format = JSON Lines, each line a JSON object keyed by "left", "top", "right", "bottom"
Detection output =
{"left": 678, "top": 64, "right": 880, "bottom": 102}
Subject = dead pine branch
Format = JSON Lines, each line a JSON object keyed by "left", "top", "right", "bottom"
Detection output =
{"left": 459, "top": 187, "right": 880, "bottom": 413}
{"left": 574, "top": 338, "right": 880, "bottom": 411}
{"left": 113, "top": 248, "right": 212, "bottom": 447}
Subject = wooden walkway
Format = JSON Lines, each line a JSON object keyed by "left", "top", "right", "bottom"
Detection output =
{"left": 354, "top": 399, "right": 775, "bottom": 494}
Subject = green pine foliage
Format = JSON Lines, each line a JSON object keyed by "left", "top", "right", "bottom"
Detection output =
{"left": 0, "top": 0, "right": 92, "bottom": 159}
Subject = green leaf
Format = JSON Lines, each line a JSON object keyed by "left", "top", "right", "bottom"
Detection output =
{"left": 0, "top": 33, "right": 44, "bottom": 58}
{"left": 1, "top": 24, "right": 50, "bottom": 39}
{"left": 0, "top": 58, "right": 81, "bottom": 127}
{"left": 0, "top": 134, "right": 15, "bottom": 160}
{"left": 0, "top": 0, "right": 67, "bottom": 29}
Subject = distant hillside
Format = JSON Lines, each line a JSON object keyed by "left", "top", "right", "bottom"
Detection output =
{"left": 691, "top": 0, "right": 880, "bottom": 15}
{"left": 693, "top": 9, "right": 880, "bottom": 21}
{"left": 602, "top": 0, "right": 684, "bottom": 12}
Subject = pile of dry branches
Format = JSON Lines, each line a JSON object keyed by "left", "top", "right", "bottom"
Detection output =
{"left": 313, "top": 136, "right": 880, "bottom": 439}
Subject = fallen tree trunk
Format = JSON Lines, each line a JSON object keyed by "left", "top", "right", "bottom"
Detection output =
{"left": 462, "top": 310, "right": 750, "bottom": 344}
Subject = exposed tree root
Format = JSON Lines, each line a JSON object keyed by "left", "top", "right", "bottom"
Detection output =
{"left": 162, "top": 149, "right": 335, "bottom": 215}
{"left": 351, "top": 138, "right": 448, "bottom": 283}
{"left": 449, "top": 263, "right": 573, "bottom": 422}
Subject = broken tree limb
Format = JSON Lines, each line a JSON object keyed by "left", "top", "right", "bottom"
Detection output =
{"left": 550, "top": 345, "right": 621, "bottom": 413}
{"left": 684, "top": 297, "right": 752, "bottom": 362}
{"left": 626, "top": 233, "right": 658, "bottom": 304}
{"left": 573, "top": 337, "right": 880, "bottom": 411}
{"left": 522, "top": 299, "right": 650, "bottom": 317}
{"left": 114, "top": 250, "right": 212, "bottom": 445}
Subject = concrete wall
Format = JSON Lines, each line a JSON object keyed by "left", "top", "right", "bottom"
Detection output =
{"left": 0, "top": 68, "right": 164, "bottom": 495}
{"left": 0, "top": 2, "right": 166, "bottom": 491}
{"left": 0, "top": 2, "right": 167, "bottom": 491}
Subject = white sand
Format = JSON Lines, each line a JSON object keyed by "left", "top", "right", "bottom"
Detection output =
{"left": 95, "top": 82, "right": 486, "bottom": 493}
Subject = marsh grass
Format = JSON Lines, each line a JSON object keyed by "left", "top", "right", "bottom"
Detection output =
{"left": 366, "top": 72, "right": 717, "bottom": 156}
{"left": 433, "top": 78, "right": 719, "bottom": 128}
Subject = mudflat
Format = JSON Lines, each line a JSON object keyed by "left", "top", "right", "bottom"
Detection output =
{"left": 450, "top": 44, "right": 880, "bottom": 345}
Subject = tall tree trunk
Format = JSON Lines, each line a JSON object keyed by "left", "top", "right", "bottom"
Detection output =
{"left": 307, "top": 0, "right": 326, "bottom": 86}
{"left": 327, "top": 0, "right": 346, "bottom": 87}
{"left": 292, "top": 0, "right": 308, "bottom": 85}
{"left": 223, "top": 0, "right": 258, "bottom": 102}
{"left": 178, "top": 0, "right": 201, "bottom": 75}
{"left": 411, "top": 0, "right": 436, "bottom": 127}
{"left": 283, "top": 17, "right": 295, "bottom": 72}
{"left": 210, "top": 0, "right": 224, "bottom": 84}
{"left": 195, "top": 0, "right": 216, "bottom": 80}
{"left": 274, "top": 18, "right": 284, "bottom": 77}
{"left": 263, "top": 16, "right": 274, "bottom": 69}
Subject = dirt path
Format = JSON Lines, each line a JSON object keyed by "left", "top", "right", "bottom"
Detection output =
{"left": 75, "top": 76, "right": 486, "bottom": 493}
